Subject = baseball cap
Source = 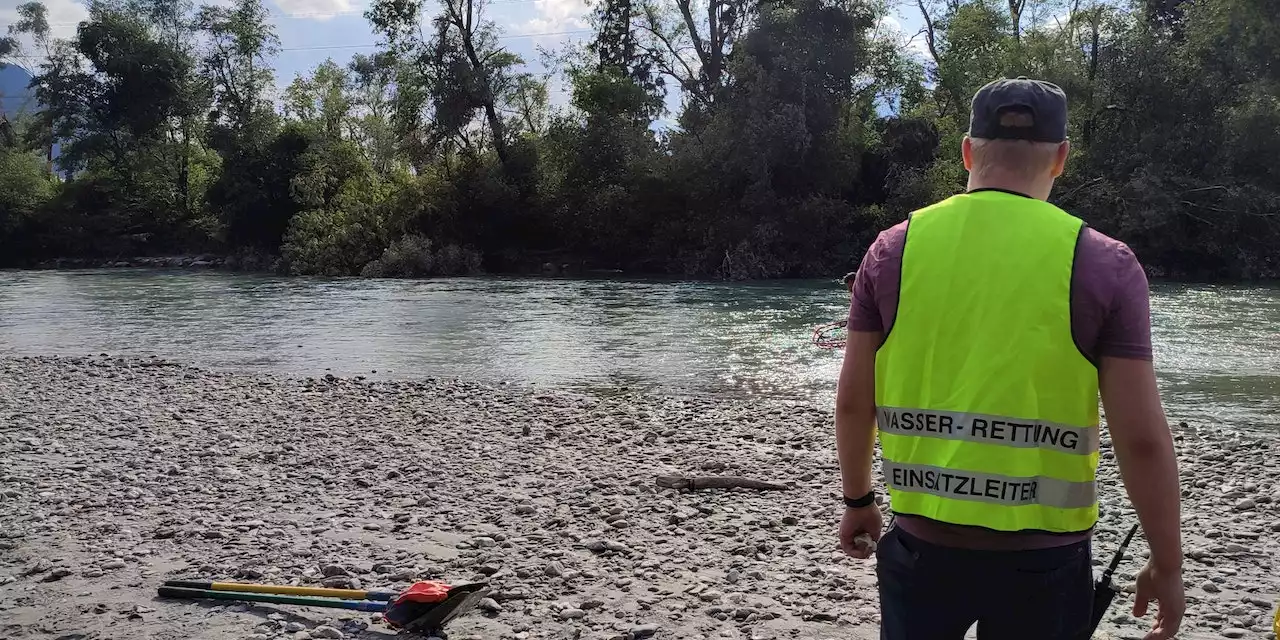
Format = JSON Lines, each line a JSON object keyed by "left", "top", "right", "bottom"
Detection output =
{"left": 969, "top": 77, "right": 1068, "bottom": 143}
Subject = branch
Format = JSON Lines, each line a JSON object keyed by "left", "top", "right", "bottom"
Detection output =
{"left": 655, "top": 475, "right": 792, "bottom": 491}
{"left": 675, "top": 0, "right": 711, "bottom": 69}
{"left": 635, "top": 21, "right": 705, "bottom": 105}
{"left": 915, "top": 0, "right": 941, "bottom": 66}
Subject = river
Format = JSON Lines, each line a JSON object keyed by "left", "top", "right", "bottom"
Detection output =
{"left": 0, "top": 270, "right": 1276, "bottom": 431}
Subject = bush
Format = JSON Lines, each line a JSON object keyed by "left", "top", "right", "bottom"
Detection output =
{"left": 360, "top": 234, "right": 484, "bottom": 278}
{"left": 433, "top": 243, "right": 484, "bottom": 275}
{"left": 360, "top": 234, "right": 434, "bottom": 277}
{"left": 281, "top": 205, "right": 385, "bottom": 276}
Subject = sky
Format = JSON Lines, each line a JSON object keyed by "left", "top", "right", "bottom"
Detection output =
{"left": 0, "top": 0, "right": 929, "bottom": 121}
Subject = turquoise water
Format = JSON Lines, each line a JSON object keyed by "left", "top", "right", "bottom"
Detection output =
{"left": 0, "top": 270, "right": 1275, "bottom": 430}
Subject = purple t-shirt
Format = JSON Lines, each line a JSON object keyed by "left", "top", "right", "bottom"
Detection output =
{"left": 850, "top": 197, "right": 1153, "bottom": 549}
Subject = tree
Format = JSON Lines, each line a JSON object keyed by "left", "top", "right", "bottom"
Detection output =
{"left": 635, "top": 0, "right": 750, "bottom": 115}
{"left": 348, "top": 53, "right": 399, "bottom": 174}
{"left": 284, "top": 59, "right": 354, "bottom": 139}
{"left": 367, "top": 0, "right": 528, "bottom": 174}
{"left": 196, "top": 0, "right": 278, "bottom": 134}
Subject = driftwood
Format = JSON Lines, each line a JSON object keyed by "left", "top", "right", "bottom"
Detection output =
{"left": 655, "top": 475, "right": 791, "bottom": 491}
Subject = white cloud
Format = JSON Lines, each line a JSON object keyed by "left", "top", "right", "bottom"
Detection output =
{"left": 518, "top": 0, "right": 588, "bottom": 35}
{"left": 876, "top": 11, "right": 932, "bottom": 60}
{"left": 270, "top": 0, "right": 357, "bottom": 20}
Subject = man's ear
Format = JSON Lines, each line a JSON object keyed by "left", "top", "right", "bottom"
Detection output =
{"left": 1051, "top": 139, "right": 1070, "bottom": 178}
{"left": 962, "top": 136, "right": 974, "bottom": 171}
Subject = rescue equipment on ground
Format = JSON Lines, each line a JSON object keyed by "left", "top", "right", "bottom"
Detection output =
{"left": 157, "top": 579, "right": 489, "bottom": 635}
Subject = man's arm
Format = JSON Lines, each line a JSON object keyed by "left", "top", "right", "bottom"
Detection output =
{"left": 1092, "top": 242, "right": 1184, "bottom": 639}
{"left": 835, "top": 330, "right": 881, "bottom": 498}
{"left": 1100, "top": 357, "right": 1182, "bottom": 568}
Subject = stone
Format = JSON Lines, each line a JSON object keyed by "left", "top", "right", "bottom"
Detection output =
{"left": 544, "top": 561, "right": 564, "bottom": 577}
{"left": 557, "top": 608, "right": 586, "bottom": 620}
{"left": 103, "top": 559, "right": 127, "bottom": 570}
{"left": 1220, "top": 629, "right": 1248, "bottom": 638}
{"left": 1233, "top": 498, "right": 1256, "bottom": 511}
{"left": 1243, "top": 595, "right": 1271, "bottom": 607}
{"left": 1202, "top": 581, "right": 1222, "bottom": 593}
{"left": 285, "top": 622, "right": 306, "bottom": 632}
{"left": 42, "top": 568, "right": 73, "bottom": 582}
{"left": 478, "top": 597, "right": 503, "bottom": 614}
{"left": 311, "top": 625, "right": 344, "bottom": 639}
{"left": 629, "top": 623, "right": 660, "bottom": 639}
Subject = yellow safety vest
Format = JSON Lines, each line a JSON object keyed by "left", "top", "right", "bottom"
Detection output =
{"left": 875, "top": 190, "right": 1101, "bottom": 533}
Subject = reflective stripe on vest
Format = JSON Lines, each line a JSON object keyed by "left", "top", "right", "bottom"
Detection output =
{"left": 874, "top": 190, "right": 1101, "bottom": 534}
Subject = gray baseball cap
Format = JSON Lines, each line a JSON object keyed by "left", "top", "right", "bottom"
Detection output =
{"left": 969, "top": 77, "right": 1068, "bottom": 143}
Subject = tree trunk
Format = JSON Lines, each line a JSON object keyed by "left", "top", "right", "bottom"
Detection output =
{"left": 457, "top": 0, "right": 510, "bottom": 170}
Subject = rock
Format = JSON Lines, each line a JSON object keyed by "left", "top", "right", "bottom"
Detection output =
{"left": 1233, "top": 498, "right": 1256, "bottom": 511}
{"left": 1220, "top": 629, "right": 1248, "bottom": 638}
{"left": 321, "top": 576, "right": 354, "bottom": 589}
{"left": 478, "top": 597, "right": 503, "bottom": 614}
{"left": 42, "top": 568, "right": 73, "bottom": 582}
{"left": 311, "top": 626, "right": 344, "bottom": 639}
{"left": 629, "top": 623, "right": 660, "bottom": 639}
{"left": 285, "top": 622, "right": 307, "bottom": 632}
{"left": 1243, "top": 595, "right": 1271, "bottom": 607}
{"left": 1202, "top": 581, "right": 1222, "bottom": 593}
{"left": 472, "top": 537, "right": 496, "bottom": 548}
{"left": 557, "top": 608, "right": 586, "bottom": 620}
{"left": 544, "top": 561, "right": 564, "bottom": 577}
{"left": 22, "top": 559, "right": 52, "bottom": 576}
{"left": 102, "top": 559, "right": 127, "bottom": 570}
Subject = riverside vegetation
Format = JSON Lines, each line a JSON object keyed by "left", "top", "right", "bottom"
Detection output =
{"left": 1, "top": 0, "right": 1278, "bottom": 279}
{"left": 0, "top": 356, "right": 1277, "bottom": 639}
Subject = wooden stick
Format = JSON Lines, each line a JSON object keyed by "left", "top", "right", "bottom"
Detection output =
{"left": 655, "top": 475, "right": 791, "bottom": 491}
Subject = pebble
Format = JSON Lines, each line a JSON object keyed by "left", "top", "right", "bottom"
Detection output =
{"left": 1203, "top": 581, "right": 1222, "bottom": 593}
{"left": 557, "top": 608, "right": 586, "bottom": 620}
{"left": 478, "top": 597, "right": 503, "bottom": 613}
{"left": 629, "top": 623, "right": 660, "bottom": 638}
{"left": 41, "top": 568, "right": 73, "bottom": 582}
{"left": 1220, "top": 629, "right": 1248, "bottom": 638}
{"left": 102, "top": 559, "right": 127, "bottom": 570}
{"left": 310, "top": 626, "right": 343, "bottom": 639}
{"left": 285, "top": 622, "right": 306, "bottom": 632}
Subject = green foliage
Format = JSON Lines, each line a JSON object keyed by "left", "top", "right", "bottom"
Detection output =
{"left": 0, "top": 141, "right": 56, "bottom": 259}
{"left": 2, "top": 0, "right": 1277, "bottom": 279}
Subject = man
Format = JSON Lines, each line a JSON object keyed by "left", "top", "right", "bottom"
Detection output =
{"left": 834, "top": 77, "right": 1185, "bottom": 640}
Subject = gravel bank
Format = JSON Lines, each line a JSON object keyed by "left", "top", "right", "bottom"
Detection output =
{"left": 1, "top": 356, "right": 1277, "bottom": 640}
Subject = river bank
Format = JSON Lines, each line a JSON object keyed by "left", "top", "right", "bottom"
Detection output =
{"left": 1, "top": 356, "right": 1277, "bottom": 640}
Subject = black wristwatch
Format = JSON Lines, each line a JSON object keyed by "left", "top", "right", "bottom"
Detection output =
{"left": 843, "top": 491, "right": 877, "bottom": 509}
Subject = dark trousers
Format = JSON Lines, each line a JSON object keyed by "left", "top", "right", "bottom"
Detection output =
{"left": 876, "top": 525, "right": 1094, "bottom": 640}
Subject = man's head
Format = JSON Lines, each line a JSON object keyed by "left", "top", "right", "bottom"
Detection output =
{"left": 963, "top": 77, "right": 1071, "bottom": 200}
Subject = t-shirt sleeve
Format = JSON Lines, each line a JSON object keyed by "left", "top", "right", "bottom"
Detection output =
{"left": 847, "top": 224, "right": 906, "bottom": 333}
{"left": 848, "top": 245, "right": 883, "bottom": 332}
{"left": 1096, "top": 243, "right": 1154, "bottom": 361}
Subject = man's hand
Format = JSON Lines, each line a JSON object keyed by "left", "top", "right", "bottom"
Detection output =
{"left": 838, "top": 505, "right": 883, "bottom": 559}
{"left": 1133, "top": 560, "right": 1185, "bottom": 640}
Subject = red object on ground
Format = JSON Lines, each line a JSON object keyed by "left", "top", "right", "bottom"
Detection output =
{"left": 392, "top": 581, "right": 451, "bottom": 605}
